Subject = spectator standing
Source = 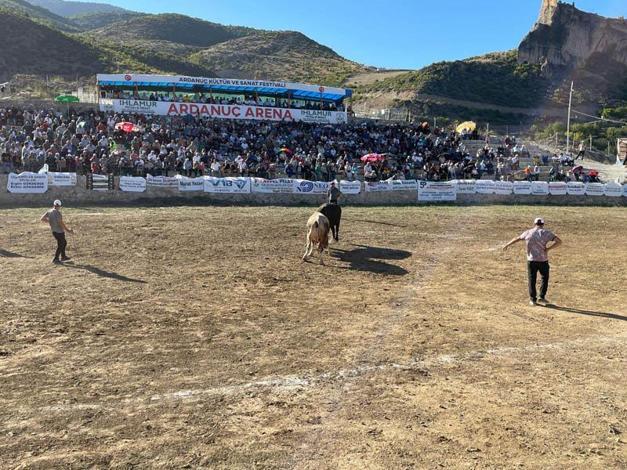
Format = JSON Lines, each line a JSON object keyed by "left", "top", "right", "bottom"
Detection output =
{"left": 503, "top": 218, "right": 562, "bottom": 306}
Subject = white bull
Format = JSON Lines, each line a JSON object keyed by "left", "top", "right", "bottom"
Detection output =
{"left": 303, "top": 212, "right": 331, "bottom": 265}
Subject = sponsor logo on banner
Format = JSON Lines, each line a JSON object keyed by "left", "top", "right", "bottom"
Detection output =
{"left": 475, "top": 180, "right": 495, "bottom": 194}
{"left": 146, "top": 174, "right": 178, "bottom": 187}
{"left": 494, "top": 181, "right": 513, "bottom": 195}
{"left": 339, "top": 180, "right": 361, "bottom": 194}
{"left": 548, "top": 182, "right": 567, "bottom": 195}
{"left": 531, "top": 181, "right": 549, "bottom": 195}
{"left": 453, "top": 180, "right": 476, "bottom": 194}
{"left": 365, "top": 181, "right": 393, "bottom": 192}
{"left": 293, "top": 179, "right": 329, "bottom": 194}
{"left": 7, "top": 172, "right": 48, "bottom": 193}
{"left": 251, "top": 178, "right": 294, "bottom": 193}
{"left": 566, "top": 182, "right": 585, "bottom": 195}
{"left": 99, "top": 100, "right": 347, "bottom": 124}
{"left": 604, "top": 183, "right": 623, "bottom": 197}
{"left": 513, "top": 181, "right": 532, "bottom": 195}
{"left": 418, "top": 181, "right": 457, "bottom": 202}
{"left": 585, "top": 183, "right": 605, "bottom": 196}
{"left": 177, "top": 176, "right": 204, "bottom": 192}
{"left": 389, "top": 179, "right": 418, "bottom": 191}
{"left": 203, "top": 177, "right": 251, "bottom": 193}
{"left": 48, "top": 172, "right": 77, "bottom": 187}
{"left": 119, "top": 176, "right": 147, "bottom": 192}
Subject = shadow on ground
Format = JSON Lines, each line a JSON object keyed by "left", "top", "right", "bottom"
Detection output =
{"left": 545, "top": 304, "right": 626, "bottom": 322}
{"left": 331, "top": 244, "right": 411, "bottom": 276}
{"left": 0, "top": 249, "right": 31, "bottom": 259}
{"left": 62, "top": 262, "right": 147, "bottom": 284}
{"left": 346, "top": 218, "right": 408, "bottom": 229}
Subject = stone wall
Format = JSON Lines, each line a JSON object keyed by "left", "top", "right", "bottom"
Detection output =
{"left": 0, "top": 175, "right": 624, "bottom": 208}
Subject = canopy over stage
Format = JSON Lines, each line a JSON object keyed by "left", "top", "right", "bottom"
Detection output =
{"left": 96, "top": 74, "right": 352, "bottom": 102}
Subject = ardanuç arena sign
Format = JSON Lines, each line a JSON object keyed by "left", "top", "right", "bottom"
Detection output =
{"left": 99, "top": 99, "right": 348, "bottom": 124}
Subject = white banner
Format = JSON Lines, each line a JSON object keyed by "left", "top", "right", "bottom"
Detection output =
{"left": 567, "top": 182, "right": 585, "bottom": 196}
{"left": 119, "top": 176, "right": 147, "bottom": 192}
{"left": 531, "top": 181, "right": 549, "bottom": 196}
{"left": 340, "top": 180, "right": 361, "bottom": 195}
{"left": 146, "top": 174, "right": 178, "bottom": 187}
{"left": 453, "top": 180, "right": 476, "bottom": 194}
{"left": 97, "top": 73, "right": 347, "bottom": 96}
{"left": 364, "top": 181, "right": 393, "bottom": 192}
{"left": 48, "top": 172, "right": 77, "bottom": 187}
{"left": 585, "top": 183, "right": 605, "bottom": 196}
{"left": 177, "top": 176, "right": 204, "bottom": 192}
{"left": 513, "top": 181, "right": 532, "bottom": 195}
{"left": 494, "top": 181, "right": 513, "bottom": 195}
{"left": 99, "top": 99, "right": 347, "bottom": 124}
{"left": 548, "top": 182, "right": 567, "bottom": 195}
{"left": 604, "top": 183, "right": 623, "bottom": 197}
{"left": 293, "top": 179, "right": 329, "bottom": 195}
{"left": 475, "top": 180, "right": 495, "bottom": 194}
{"left": 389, "top": 179, "right": 418, "bottom": 192}
{"left": 204, "top": 177, "right": 251, "bottom": 193}
{"left": 7, "top": 172, "right": 48, "bottom": 193}
{"left": 251, "top": 178, "right": 294, "bottom": 193}
{"left": 418, "top": 181, "right": 457, "bottom": 202}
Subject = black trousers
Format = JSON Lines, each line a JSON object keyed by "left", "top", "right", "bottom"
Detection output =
{"left": 53, "top": 232, "right": 67, "bottom": 260}
{"left": 527, "top": 261, "right": 550, "bottom": 301}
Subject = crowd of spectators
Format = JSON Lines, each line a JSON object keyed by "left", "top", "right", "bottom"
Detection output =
{"left": 0, "top": 106, "right": 602, "bottom": 183}
{"left": 101, "top": 90, "right": 346, "bottom": 112}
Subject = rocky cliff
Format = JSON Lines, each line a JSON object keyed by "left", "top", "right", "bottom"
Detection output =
{"left": 518, "top": 1, "right": 627, "bottom": 103}
{"left": 519, "top": 1, "right": 627, "bottom": 76}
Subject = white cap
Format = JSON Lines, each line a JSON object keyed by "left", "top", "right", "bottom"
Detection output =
{"left": 53, "top": 199, "right": 62, "bottom": 207}
{"left": 534, "top": 217, "right": 544, "bottom": 225}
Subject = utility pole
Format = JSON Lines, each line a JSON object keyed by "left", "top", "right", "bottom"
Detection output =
{"left": 566, "top": 81, "right": 574, "bottom": 154}
{"left": 589, "top": 135, "right": 592, "bottom": 151}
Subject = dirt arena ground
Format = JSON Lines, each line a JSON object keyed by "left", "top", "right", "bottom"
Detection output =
{"left": 1, "top": 205, "right": 625, "bottom": 469}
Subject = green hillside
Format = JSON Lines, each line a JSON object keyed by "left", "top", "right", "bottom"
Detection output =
{"left": 0, "top": 0, "right": 78, "bottom": 30}
{"left": 0, "top": 10, "right": 105, "bottom": 79}
{"left": 190, "top": 31, "right": 363, "bottom": 85}
{"left": 87, "top": 13, "right": 251, "bottom": 48}
{"left": 357, "top": 51, "right": 549, "bottom": 108}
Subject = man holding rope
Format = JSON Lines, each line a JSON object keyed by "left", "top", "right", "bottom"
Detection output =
{"left": 40, "top": 200, "right": 73, "bottom": 264}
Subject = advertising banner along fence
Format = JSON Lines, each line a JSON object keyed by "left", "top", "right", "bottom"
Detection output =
{"left": 452, "top": 180, "right": 476, "bottom": 194}
{"left": 604, "top": 183, "right": 624, "bottom": 197}
{"left": 549, "top": 182, "right": 568, "bottom": 196}
{"left": 48, "top": 172, "right": 77, "bottom": 187}
{"left": 418, "top": 181, "right": 457, "bottom": 202}
{"left": 146, "top": 174, "right": 178, "bottom": 187}
{"left": 585, "top": 183, "right": 605, "bottom": 196}
{"left": 204, "top": 177, "right": 251, "bottom": 194}
{"left": 566, "top": 182, "right": 585, "bottom": 196}
{"left": 119, "top": 176, "right": 147, "bottom": 193}
{"left": 177, "top": 176, "right": 204, "bottom": 192}
{"left": 7, "top": 172, "right": 48, "bottom": 193}
{"left": 251, "top": 178, "right": 294, "bottom": 194}
{"left": 293, "top": 179, "right": 329, "bottom": 195}
{"left": 340, "top": 180, "right": 362, "bottom": 195}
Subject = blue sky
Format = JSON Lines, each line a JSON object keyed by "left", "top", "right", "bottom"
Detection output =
{"left": 92, "top": 0, "right": 626, "bottom": 69}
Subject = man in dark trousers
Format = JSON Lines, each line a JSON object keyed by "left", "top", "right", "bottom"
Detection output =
{"left": 503, "top": 218, "right": 562, "bottom": 306}
{"left": 327, "top": 180, "right": 342, "bottom": 204}
{"left": 41, "top": 200, "right": 73, "bottom": 264}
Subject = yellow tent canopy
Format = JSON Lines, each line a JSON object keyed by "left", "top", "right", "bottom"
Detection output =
{"left": 456, "top": 121, "right": 476, "bottom": 134}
